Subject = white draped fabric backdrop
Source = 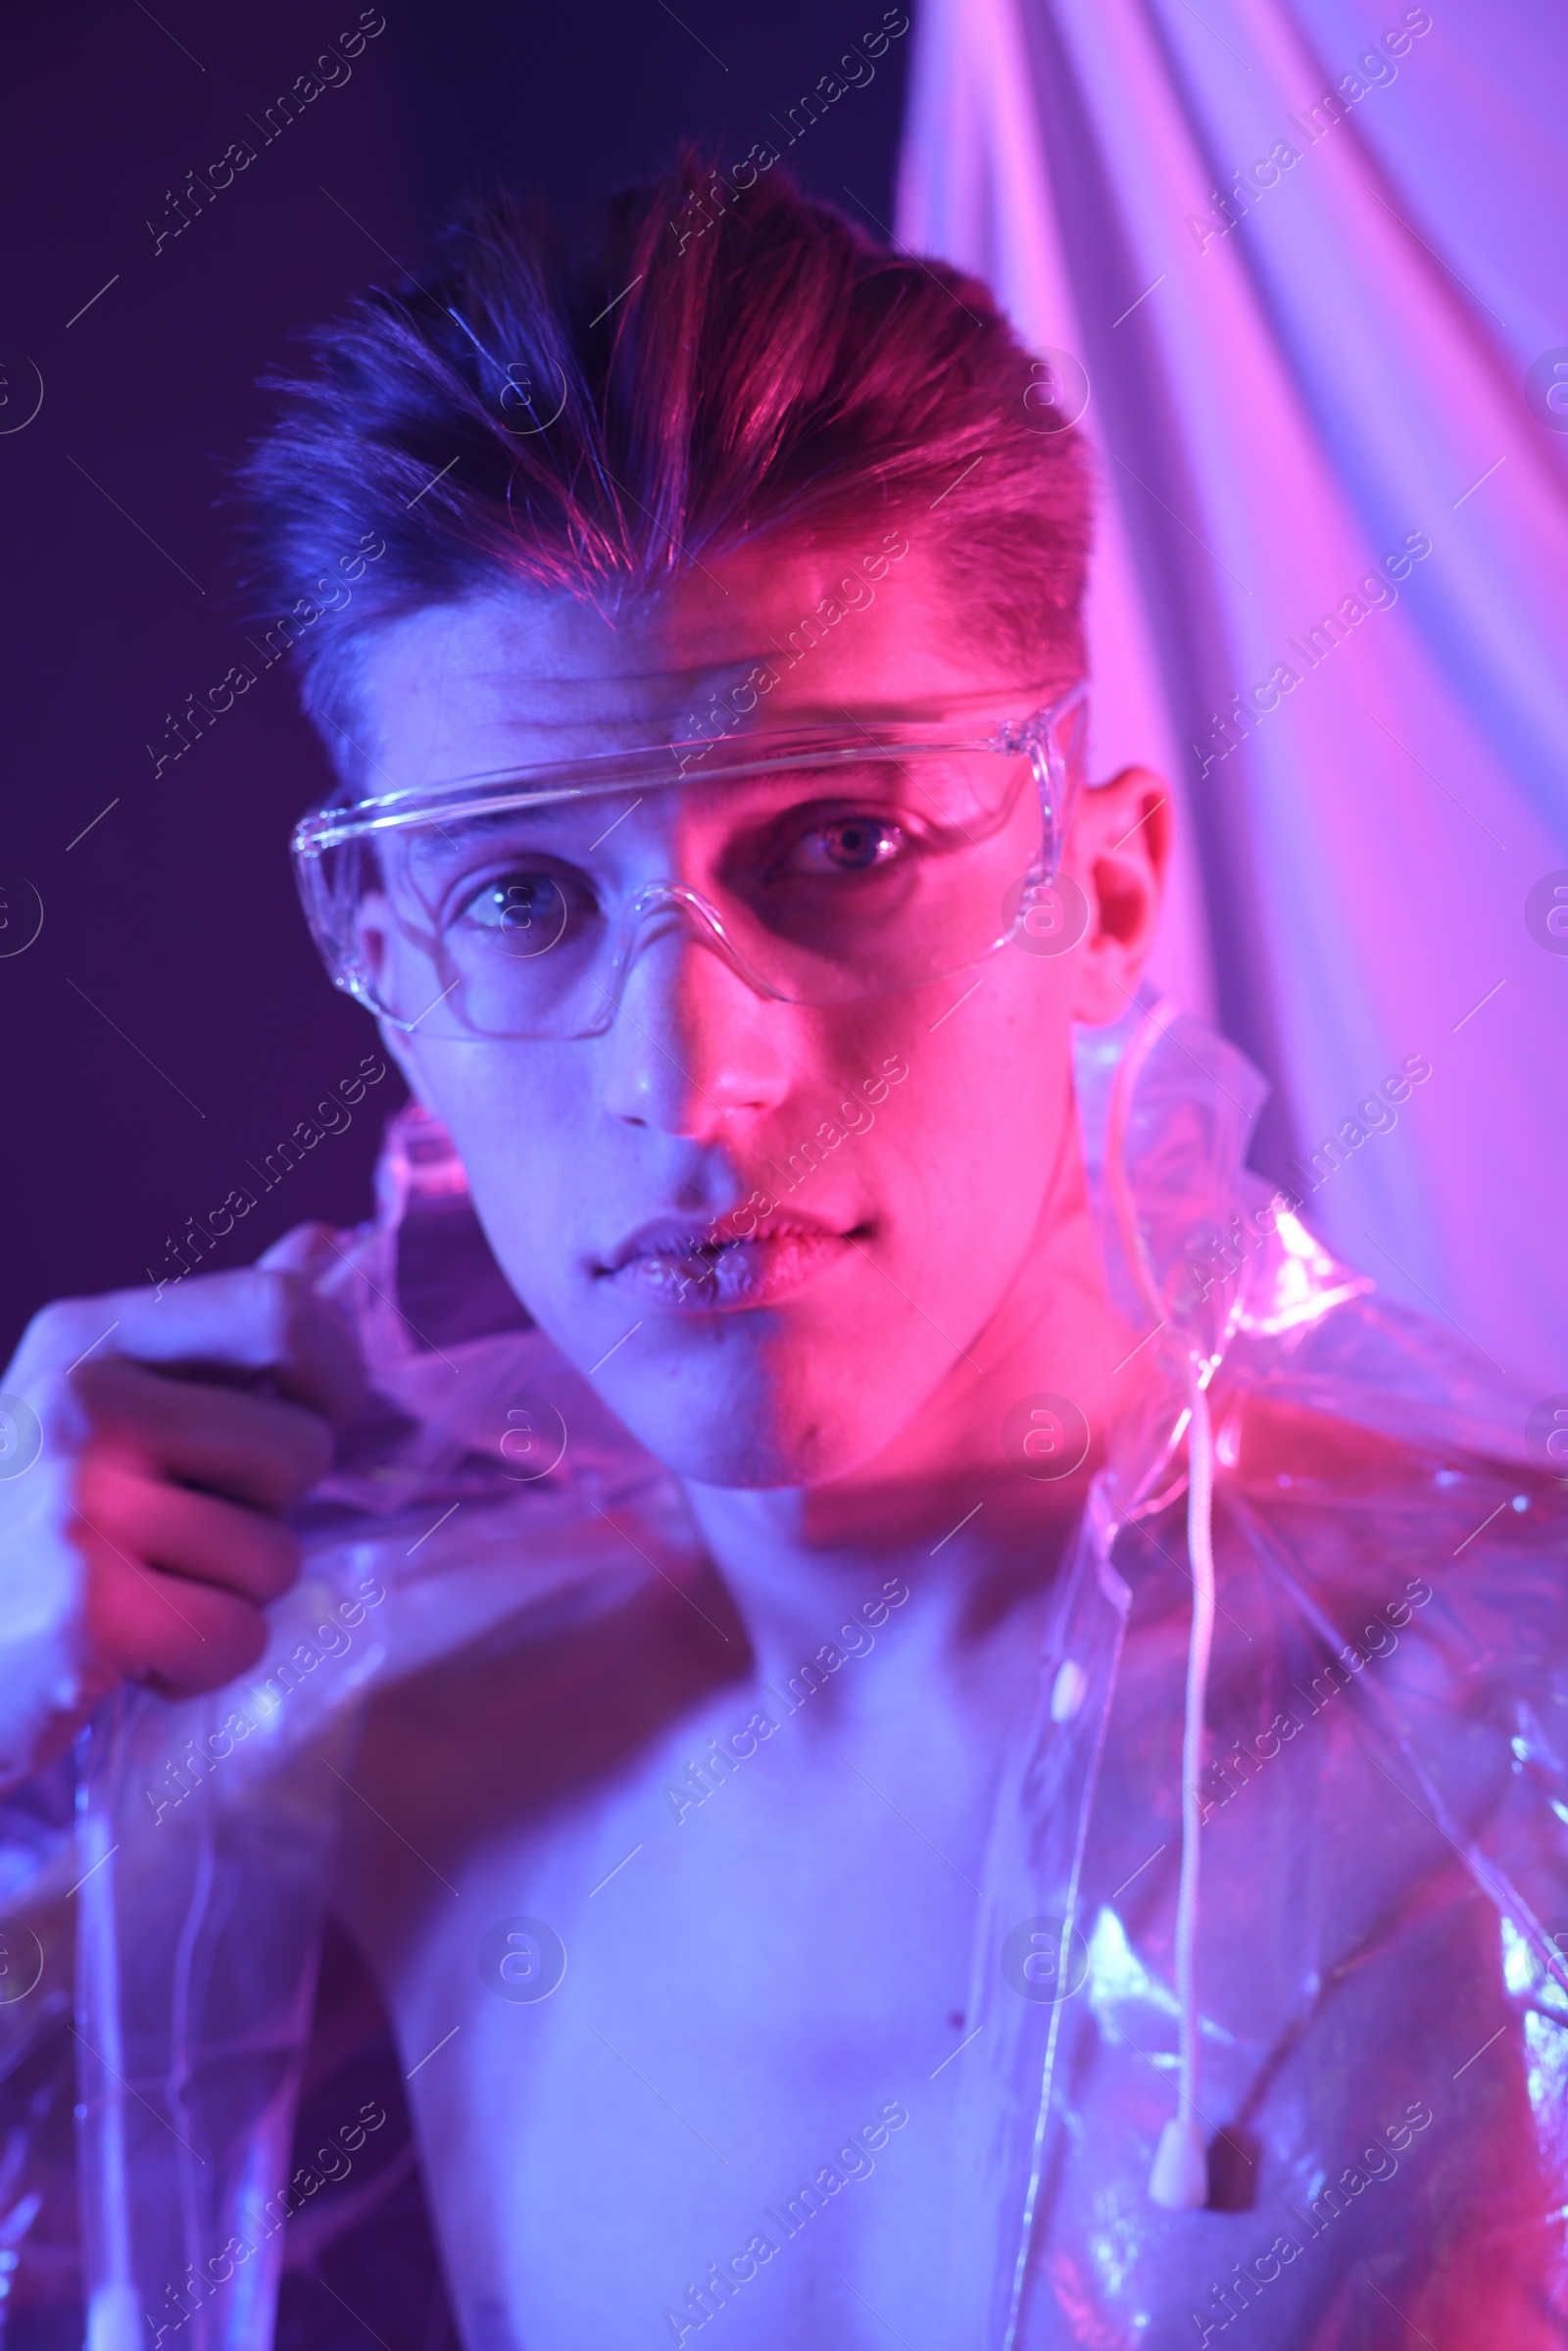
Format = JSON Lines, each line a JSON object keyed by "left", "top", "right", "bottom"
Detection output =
{"left": 897, "top": 0, "right": 1568, "bottom": 1400}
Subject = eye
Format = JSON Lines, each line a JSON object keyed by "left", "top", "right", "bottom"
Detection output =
{"left": 782, "top": 815, "right": 908, "bottom": 876}
{"left": 454, "top": 867, "right": 588, "bottom": 958}
{"left": 465, "top": 873, "right": 564, "bottom": 929}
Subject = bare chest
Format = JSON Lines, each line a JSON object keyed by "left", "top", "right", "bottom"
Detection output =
{"left": 331, "top": 1623, "right": 1017, "bottom": 2350}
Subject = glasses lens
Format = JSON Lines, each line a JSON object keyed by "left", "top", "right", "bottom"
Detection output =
{"left": 299, "top": 721, "right": 1068, "bottom": 1040}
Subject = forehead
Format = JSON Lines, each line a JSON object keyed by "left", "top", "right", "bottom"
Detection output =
{"left": 356, "top": 534, "right": 1044, "bottom": 796}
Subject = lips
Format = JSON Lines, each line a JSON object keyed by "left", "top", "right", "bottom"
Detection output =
{"left": 598, "top": 1210, "right": 861, "bottom": 1311}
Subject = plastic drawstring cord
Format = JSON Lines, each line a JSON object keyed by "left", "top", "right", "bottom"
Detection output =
{"left": 79, "top": 1694, "right": 142, "bottom": 2351}
{"left": 1148, "top": 1362, "right": 1216, "bottom": 2210}
{"left": 1102, "top": 995, "right": 1215, "bottom": 2211}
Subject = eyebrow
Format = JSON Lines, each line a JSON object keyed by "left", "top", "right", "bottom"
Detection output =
{"left": 415, "top": 757, "right": 921, "bottom": 825}
{"left": 387, "top": 754, "right": 971, "bottom": 884}
{"left": 399, "top": 803, "right": 564, "bottom": 865}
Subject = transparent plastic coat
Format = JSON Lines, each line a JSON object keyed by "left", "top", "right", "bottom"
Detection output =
{"left": 1, "top": 996, "right": 1564, "bottom": 2348}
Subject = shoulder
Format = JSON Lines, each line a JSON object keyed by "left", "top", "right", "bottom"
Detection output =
{"left": 1189, "top": 1302, "right": 1568, "bottom": 1936}
{"left": 1211, "top": 1290, "right": 1568, "bottom": 1680}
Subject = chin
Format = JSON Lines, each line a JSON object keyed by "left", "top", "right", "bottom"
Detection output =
{"left": 597, "top": 1365, "right": 893, "bottom": 1492}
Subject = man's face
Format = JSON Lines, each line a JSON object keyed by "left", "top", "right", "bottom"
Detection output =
{"left": 355, "top": 536, "right": 1157, "bottom": 1489}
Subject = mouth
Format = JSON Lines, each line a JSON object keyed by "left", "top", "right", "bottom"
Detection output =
{"left": 596, "top": 1211, "right": 868, "bottom": 1312}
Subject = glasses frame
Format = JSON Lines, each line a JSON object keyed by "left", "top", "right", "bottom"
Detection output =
{"left": 291, "top": 680, "right": 1090, "bottom": 1040}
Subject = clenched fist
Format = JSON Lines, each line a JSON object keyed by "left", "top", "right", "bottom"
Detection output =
{"left": 0, "top": 1225, "right": 365, "bottom": 1791}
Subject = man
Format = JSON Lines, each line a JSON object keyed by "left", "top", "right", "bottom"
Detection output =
{"left": 1, "top": 161, "right": 1564, "bottom": 2351}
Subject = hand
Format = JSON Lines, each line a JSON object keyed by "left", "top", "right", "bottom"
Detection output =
{"left": 0, "top": 1225, "right": 365, "bottom": 1789}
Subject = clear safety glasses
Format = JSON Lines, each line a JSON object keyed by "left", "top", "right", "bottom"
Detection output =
{"left": 290, "top": 683, "right": 1089, "bottom": 1043}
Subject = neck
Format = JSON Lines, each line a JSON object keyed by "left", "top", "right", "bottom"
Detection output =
{"left": 681, "top": 1138, "right": 1146, "bottom": 1685}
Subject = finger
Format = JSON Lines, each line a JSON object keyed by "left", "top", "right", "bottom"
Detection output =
{"left": 77, "top": 1522, "right": 273, "bottom": 1696}
{"left": 71, "top": 1358, "right": 333, "bottom": 1513}
{"left": 12, "top": 1266, "right": 366, "bottom": 1427}
{"left": 76, "top": 1457, "right": 304, "bottom": 1605}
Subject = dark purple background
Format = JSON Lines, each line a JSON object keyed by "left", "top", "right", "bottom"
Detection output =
{"left": 0, "top": 0, "right": 910, "bottom": 1360}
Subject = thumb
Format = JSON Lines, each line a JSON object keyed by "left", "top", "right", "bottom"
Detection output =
{"left": 254, "top": 1223, "right": 368, "bottom": 1421}
{"left": 257, "top": 1221, "right": 347, "bottom": 1284}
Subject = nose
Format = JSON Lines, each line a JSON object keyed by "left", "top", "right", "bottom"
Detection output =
{"left": 599, "top": 903, "right": 794, "bottom": 1139}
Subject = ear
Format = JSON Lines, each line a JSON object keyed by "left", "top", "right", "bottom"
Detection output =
{"left": 1061, "top": 766, "right": 1171, "bottom": 1025}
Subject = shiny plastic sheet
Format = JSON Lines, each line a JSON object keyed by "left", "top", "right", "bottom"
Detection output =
{"left": 1, "top": 995, "right": 1563, "bottom": 2348}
